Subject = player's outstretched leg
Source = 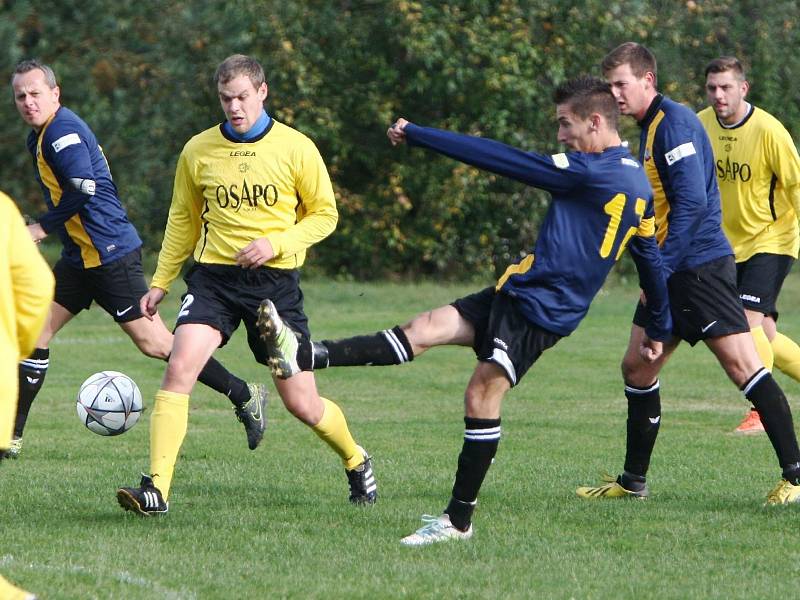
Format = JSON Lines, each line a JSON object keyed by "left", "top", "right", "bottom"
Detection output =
{"left": 117, "top": 474, "right": 169, "bottom": 516}
{"left": 233, "top": 383, "right": 268, "bottom": 450}
{"left": 256, "top": 299, "right": 300, "bottom": 379}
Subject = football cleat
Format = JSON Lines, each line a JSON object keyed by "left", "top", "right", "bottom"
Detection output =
{"left": 733, "top": 409, "right": 765, "bottom": 435}
{"left": 117, "top": 474, "right": 169, "bottom": 516}
{"left": 6, "top": 436, "right": 23, "bottom": 459}
{"left": 765, "top": 478, "right": 800, "bottom": 505}
{"left": 401, "top": 514, "right": 473, "bottom": 546}
{"left": 256, "top": 299, "right": 301, "bottom": 379}
{"left": 576, "top": 473, "right": 650, "bottom": 499}
{"left": 346, "top": 446, "right": 377, "bottom": 505}
{"left": 235, "top": 383, "right": 268, "bottom": 450}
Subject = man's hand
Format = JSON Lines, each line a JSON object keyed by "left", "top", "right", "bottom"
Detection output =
{"left": 27, "top": 223, "right": 46, "bottom": 244}
{"left": 140, "top": 287, "right": 166, "bottom": 321}
{"left": 639, "top": 336, "right": 663, "bottom": 363}
{"left": 387, "top": 118, "right": 410, "bottom": 146}
{"left": 236, "top": 237, "right": 275, "bottom": 269}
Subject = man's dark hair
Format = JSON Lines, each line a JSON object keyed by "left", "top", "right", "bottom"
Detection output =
{"left": 704, "top": 56, "right": 746, "bottom": 81}
{"left": 602, "top": 42, "right": 657, "bottom": 83}
{"left": 12, "top": 59, "right": 58, "bottom": 88}
{"left": 553, "top": 75, "right": 619, "bottom": 129}
{"left": 214, "top": 54, "right": 266, "bottom": 88}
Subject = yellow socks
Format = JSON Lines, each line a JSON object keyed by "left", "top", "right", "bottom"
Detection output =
{"left": 773, "top": 332, "right": 800, "bottom": 381}
{"left": 149, "top": 389, "right": 189, "bottom": 500}
{"left": 751, "top": 326, "right": 774, "bottom": 371}
{"left": 311, "top": 397, "right": 363, "bottom": 470}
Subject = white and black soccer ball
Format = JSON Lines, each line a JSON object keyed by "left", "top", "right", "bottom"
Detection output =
{"left": 76, "top": 371, "right": 142, "bottom": 436}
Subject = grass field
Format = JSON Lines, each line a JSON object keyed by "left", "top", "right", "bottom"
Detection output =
{"left": 3, "top": 275, "right": 800, "bottom": 599}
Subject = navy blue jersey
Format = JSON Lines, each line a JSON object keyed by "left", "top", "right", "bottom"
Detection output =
{"left": 405, "top": 124, "right": 672, "bottom": 340}
{"left": 26, "top": 107, "right": 141, "bottom": 268}
{"left": 638, "top": 95, "right": 732, "bottom": 274}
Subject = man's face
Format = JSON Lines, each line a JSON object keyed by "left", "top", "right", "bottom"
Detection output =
{"left": 705, "top": 70, "right": 748, "bottom": 125}
{"left": 218, "top": 74, "right": 268, "bottom": 134}
{"left": 12, "top": 69, "right": 60, "bottom": 130}
{"left": 556, "top": 104, "right": 594, "bottom": 152}
{"left": 605, "top": 63, "right": 651, "bottom": 120}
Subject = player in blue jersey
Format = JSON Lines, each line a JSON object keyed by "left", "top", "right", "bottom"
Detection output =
{"left": 9, "top": 60, "right": 267, "bottom": 455}
{"left": 576, "top": 42, "right": 800, "bottom": 505}
{"left": 261, "top": 76, "right": 673, "bottom": 544}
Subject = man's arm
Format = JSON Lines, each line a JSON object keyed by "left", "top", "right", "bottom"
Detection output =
{"left": 627, "top": 216, "right": 672, "bottom": 343}
{"left": 36, "top": 132, "right": 97, "bottom": 235}
{"left": 150, "top": 150, "right": 203, "bottom": 292}
{"left": 654, "top": 126, "right": 710, "bottom": 273}
{"left": 765, "top": 124, "right": 800, "bottom": 217}
{"left": 255, "top": 139, "right": 338, "bottom": 263}
{"left": 387, "top": 118, "right": 580, "bottom": 194}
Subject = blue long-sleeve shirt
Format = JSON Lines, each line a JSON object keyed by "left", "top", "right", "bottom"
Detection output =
{"left": 405, "top": 123, "right": 672, "bottom": 340}
{"left": 637, "top": 95, "right": 733, "bottom": 274}
{"left": 27, "top": 107, "right": 141, "bottom": 268}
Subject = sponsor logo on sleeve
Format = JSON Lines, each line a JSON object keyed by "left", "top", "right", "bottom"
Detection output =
{"left": 664, "top": 142, "right": 696, "bottom": 166}
{"left": 52, "top": 132, "right": 82, "bottom": 153}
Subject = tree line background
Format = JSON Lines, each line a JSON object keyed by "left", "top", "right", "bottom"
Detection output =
{"left": 1, "top": 0, "right": 798, "bottom": 280}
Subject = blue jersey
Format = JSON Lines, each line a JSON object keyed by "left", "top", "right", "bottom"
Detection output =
{"left": 26, "top": 107, "right": 141, "bottom": 268}
{"left": 405, "top": 124, "right": 672, "bottom": 340}
{"left": 637, "top": 95, "right": 732, "bottom": 274}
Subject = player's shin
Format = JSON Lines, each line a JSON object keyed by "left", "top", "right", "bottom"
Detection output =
{"left": 750, "top": 326, "right": 774, "bottom": 371}
{"left": 315, "top": 326, "right": 414, "bottom": 369}
{"left": 195, "top": 356, "right": 250, "bottom": 407}
{"left": 149, "top": 390, "right": 190, "bottom": 500}
{"left": 445, "top": 417, "right": 501, "bottom": 531}
{"left": 311, "top": 397, "right": 361, "bottom": 468}
{"left": 623, "top": 381, "right": 661, "bottom": 481}
{"left": 772, "top": 332, "right": 800, "bottom": 381}
{"left": 14, "top": 347, "right": 49, "bottom": 438}
{"left": 742, "top": 369, "right": 800, "bottom": 482}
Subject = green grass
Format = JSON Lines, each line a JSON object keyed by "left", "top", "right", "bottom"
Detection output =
{"left": 3, "top": 275, "right": 800, "bottom": 599}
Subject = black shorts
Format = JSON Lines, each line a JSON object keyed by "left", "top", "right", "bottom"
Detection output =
{"left": 53, "top": 248, "right": 147, "bottom": 323}
{"left": 452, "top": 287, "right": 562, "bottom": 386}
{"left": 634, "top": 255, "right": 749, "bottom": 346}
{"left": 736, "top": 253, "right": 794, "bottom": 320}
{"left": 176, "top": 263, "right": 309, "bottom": 366}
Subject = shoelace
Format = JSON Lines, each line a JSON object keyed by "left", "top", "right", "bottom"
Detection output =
{"left": 414, "top": 515, "right": 449, "bottom": 538}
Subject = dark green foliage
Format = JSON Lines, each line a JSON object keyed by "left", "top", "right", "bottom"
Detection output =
{"left": 1, "top": 1, "right": 798, "bottom": 279}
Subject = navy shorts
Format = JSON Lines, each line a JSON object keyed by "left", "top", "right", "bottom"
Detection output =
{"left": 736, "top": 253, "right": 794, "bottom": 320}
{"left": 634, "top": 255, "right": 749, "bottom": 346}
{"left": 175, "top": 263, "right": 309, "bottom": 366}
{"left": 452, "top": 287, "right": 562, "bottom": 386}
{"left": 53, "top": 248, "right": 147, "bottom": 323}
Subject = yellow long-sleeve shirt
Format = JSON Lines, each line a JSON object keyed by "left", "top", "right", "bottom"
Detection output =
{"left": 152, "top": 120, "right": 338, "bottom": 291}
{"left": 698, "top": 105, "right": 800, "bottom": 261}
{"left": 0, "top": 191, "right": 54, "bottom": 449}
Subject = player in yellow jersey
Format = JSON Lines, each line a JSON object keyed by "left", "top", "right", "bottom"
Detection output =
{"left": 0, "top": 190, "right": 54, "bottom": 600}
{"left": 116, "top": 54, "right": 376, "bottom": 515}
{"left": 698, "top": 57, "right": 800, "bottom": 434}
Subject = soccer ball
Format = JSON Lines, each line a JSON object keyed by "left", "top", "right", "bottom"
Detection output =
{"left": 76, "top": 371, "right": 142, "bottom": 436}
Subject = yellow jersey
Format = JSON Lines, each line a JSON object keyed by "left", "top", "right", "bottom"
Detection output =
{"left": 698, "top": 105, "right": 800, "bottom": 261}
{"left": 152, "top": 120, "right": 337, "bottom": 291}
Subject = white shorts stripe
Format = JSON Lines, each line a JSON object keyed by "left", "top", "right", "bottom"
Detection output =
{"left": 490, "top": 347, "right": 517, "bottom": 386}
